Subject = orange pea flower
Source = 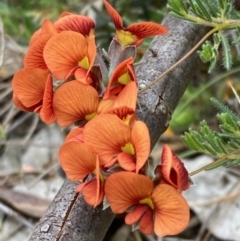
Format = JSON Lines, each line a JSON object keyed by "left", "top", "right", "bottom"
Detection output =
{"left": 83, "top": 114, "right": 150, "bottom": 172}
{"left": 53, "top": 79, "right": 137, "bottom": 127}
{"left": 52, "top": 79, "right": 117, "bottom": 126}
{"left": 64, "top": 128, "right": 84, "bottom": 143}
{"left": 43, "top": 31, "right": 96, "bottom": 83}
{"left": 103, "top": 57, "right": 136, "bottom": 99}
{"left": 24, "top": 20, "right": 58, "bottom": 70}
{"left": 52, "top": 80, "right": 99, "bottom": 127}
{"left": 12, "top": 68, "right": 56, "bottom": 124}
{"left": 54, "top": 12, "right": 95, "bottom": 37}
{"left": 105, "top": 81, "right": 138, "bottom": 125}
{"left": 26, "top": 13, "right": 95, "bottom": 70}
{"left": 105, "top": 172, "right": 190, "bottom": 236}
{"left": 158, "top": 145, "right": 190, "bottom": 192}
{"left": 59, "top": 142, "right": 104, "bottom": 207}
{"left": 103, "top": 0, "right": 168, "bottom": 47}
{"left": 29, "top": 12, "right": 95, "bottom": 46}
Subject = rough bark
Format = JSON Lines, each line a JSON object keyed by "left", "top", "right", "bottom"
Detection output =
{"left": 28, "top": 14, "right": 209, "bottom": 241}
{"left": 136, "top": 15, "right": 209, "bottom": 146}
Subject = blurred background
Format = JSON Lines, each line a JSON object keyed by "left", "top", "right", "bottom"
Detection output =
{"left": 1, "top": 0, "right": 240, "bottom": 240}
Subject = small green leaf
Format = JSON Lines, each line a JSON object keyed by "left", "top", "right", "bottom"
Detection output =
{"left": 213, "top": 33, "right": 221, "bottom": 45}
{"left": 189, "top": 0, "right": 198, "bottom": 16}
{"left": 198, "top": 41, "right": 214, "bottom": 63}
{"left": 220, "top": 33, "right": 232, "bottom": 70}
{"left": 201, "top": 142, "right": 218, "bottom": 156}
{"left": 211, "top": 97, "right": 240, "bottom": 121}
{"left": 208, "top": 54, "right": 217, "bottom": 73}
{"left": 217, "top": 0, "right": 224, "bottom": 9}
{"left": 182, "top": 132, "right": 201, "bottom": 150}
{"left": 205, "top": 1, "right": 221, "bottom": 17}
{"left": 169, "top": 11, "right": 190, "bottom": 20}
{"left": 195, "top": 0, "right": 213, "bottom": 21}
{"left": 216, "top": 136, "right": 228, "bottom": 154}
{"left": 223, "top": 2, "right": 231, "bottom": 17}
{"left": 167, "top": 0, "right": 183, "bottom": 12}
{"left": 178, "top": 0, "right": 188, "bottom": 14}
{"left": 232, "top": 26, "right": 240, "bottom": 45}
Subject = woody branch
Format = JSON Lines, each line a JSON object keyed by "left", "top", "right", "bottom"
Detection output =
{"left": 28, "top": 14, "right": 209, "bottom": 241}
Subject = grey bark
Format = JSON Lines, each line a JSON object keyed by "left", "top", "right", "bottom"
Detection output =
{"left": 28, "top": 14, "right": 209, "bottom": 241}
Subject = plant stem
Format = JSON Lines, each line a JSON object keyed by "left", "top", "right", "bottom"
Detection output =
{"left": 173, "top": 67, "right": 240, "bottom": 117}
{"left": 139, "top": 27, "right": 218, "bottom": 94}
{"left": 189, "top": 147, "right": 240, "bottom": 176}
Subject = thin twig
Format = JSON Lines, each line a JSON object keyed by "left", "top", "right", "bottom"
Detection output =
{"left": 0, "top": 101, "right": 12, "bottom": 116}
{"left": 0, "top": 139, "right": 60, "bottom": 148}
{"left": 28, "top": 163, "right": 60, "bottom": 189}
{"left": 188, "top": 191, "right": 240, "bottom": 207}
{"left": 23, "top": 115, "right": 39, "bottom": 144}
{"left": 4, "top": 112, "right": 32, "bottom": 134}
{"left": 0, "top": 86, "right": 12, "bottom": 100}
{"left": 138, "top": 28, "right": 218, "bottom": 94}
{"left": 0, "top": 201, "right": 34, "bottom": 229}
{"left": 201, "top": 183, "right": 240, "bottom": 241}
{"left": 190, "top": 147, "right": 240, "bottom": 176}
{"left": 2, "top": 105, "right": 20, "bottom": 128}
{"left": 0, "top": 82, "right": 11, "bottom": 89}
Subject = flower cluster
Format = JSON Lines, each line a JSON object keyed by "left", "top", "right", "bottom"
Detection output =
{"left": 12, "top": 0, "right": 191, "bottom": 237}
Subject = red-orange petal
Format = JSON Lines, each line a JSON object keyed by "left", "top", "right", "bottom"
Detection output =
{"left": 87, "top": 35, "right": 97, "bottom": 73}
{"left": 131, "top": 121, "right": 150, "bottom": 173}
{"left": 54, "top": 13, "right": 95, "bottom": 36}
{"left": 161, "top": 145, "right": 190, "bottom": 191}
{"left": 125, "top": 205, "right": 146, "bottom": 225}
{"left": 79, "top": 178, "right": 105, "bottom": 207}
{"left": 139, "top": 207, "right": 154, "bottom": 235}
{"left": 104, "top": 172, "right": 154, "bottom": 214}
{"left": 29, "top": 28, "right": 42, "bottom": 46}
{"left": 12, "top": 68, "right": 48, "bottom": 108}
{"left": 24, "top": 34, "right": 50, "bottom": 69}
{"left": 41, "top": 19, "right": 58, "bottom": 35}
{"left": 103, "top": 0, "right": 123, "bottom": 29}
{"left": 113, "top": 81, "right": 138, "bottom": 110}
{"left": 106, "top": 106, "right": 135, "bottom": 120}
{"left": 65, "top": 128, "right": 84, "bottom": 143}
{"left": 12, "top": 93, "right": 39, "bottom": 112}
{"left": 74, "top": 36, "right": 96, "bottom": 83}
{"left": 59, "top": 142, "right": 97, "bottom": 181}
{"left": 83, "top": 114, "right": 130, "bottom": 165}
{"left": 152, "top": 184, "right": 190, "bottom": 237}
{"left": 39, "top": 74, "right": 56, "bottom": 124}
{"left": 53, "top": 80, "right": 99, "bottom": 127}
{"left": 97, "top": 96, "right": 116, "bottom": 114}
{"left": 74, "top": 68, "right": 90, "bottom": 84}
{"left": 118, "top": 152, "right": 136, "bottom": 171}
{"left": 126, "top": 22, "right": 168, "bottom": 39}
{"left": 43, "top": 31, "right": 93, "bottom": 80}
{"left": 24, "top": 20, "right": 58, "bottom": 70}
{"left": 103, "top": 57, "right": 136, "bottom": 99}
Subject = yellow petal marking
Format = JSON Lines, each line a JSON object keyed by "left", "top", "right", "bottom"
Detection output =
{"left": 85, "top": 112, "right": 97, "bottom": 121}
{"left": 139, "top": 197, "right": 154, "bottom": 210}
{"left": 116, "top": 29, "right": 137, "bottom": 47}
{"left": 121, "top": 142, "right": 135, "bottom": 155}
{"left": 78, "top": 56, "right": 90, "bottom": 70}
{"left": 118, "top": 72, "right": 132, "bottom": 85}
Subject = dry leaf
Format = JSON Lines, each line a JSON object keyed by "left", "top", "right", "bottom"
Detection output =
{"left": 0, "top": 188, "right": 50, "bottom": 219}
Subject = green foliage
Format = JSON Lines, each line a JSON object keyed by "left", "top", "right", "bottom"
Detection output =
{"left": 167, "top": 0, "right": 240, "bottom": 73}
{"left": 0, "top": 0, "right": 166, "bottom": 48}
{"left": 197, "top": 32, "right": 233, "bottom": 72}
{"left": 197, "top": 40, "right": 218, "bottom": 72}
{"left": 182, "top": 97, "right": 240, "bottom": 170}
